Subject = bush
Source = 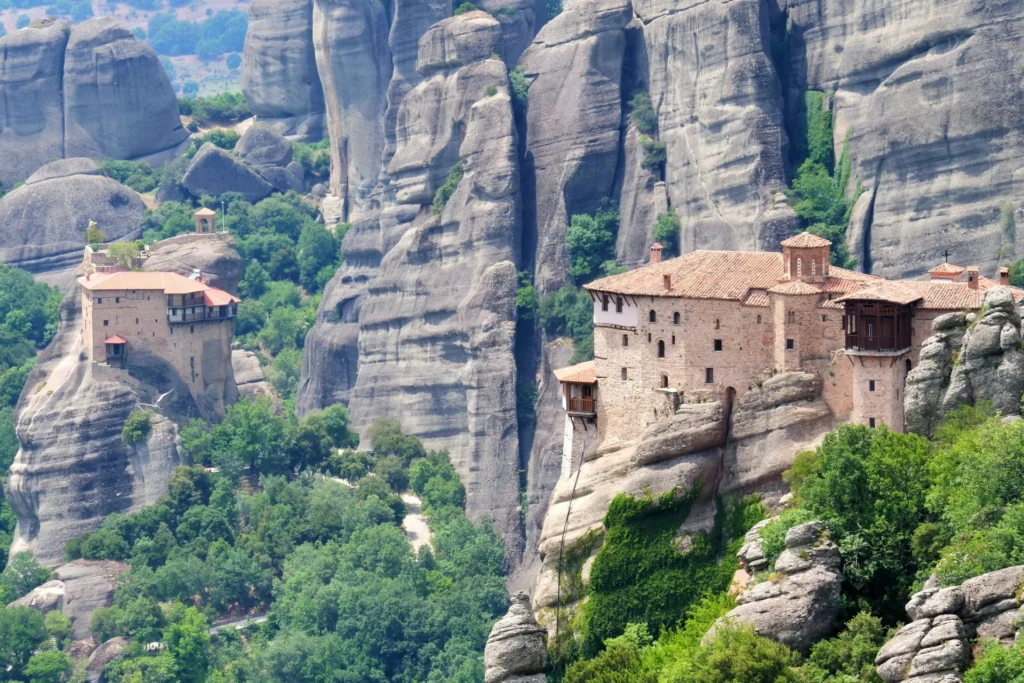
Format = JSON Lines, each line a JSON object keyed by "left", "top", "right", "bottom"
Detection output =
{"left": 758, "top": 508, "right": 816, "bottom": 570}
{"left": 122, "top": 411, "right": 152, "bottom": 446}
{"left": 432, "top": 162, "right": 464, "bottom": 215}
{"left": 179, "top": 92, "right": 250, "bottom": 126}
{"left": 653, "top": 209, "right": 680, "bottom": 258}
{"left": 485, "top": 85, "right": 498, "bottom": 97}
{"left": 965, "top": 639, "right": 1024, "bottom": 683}
{"left": 640, "top": 137, "right": 667, "bottom": 171}
{"left": 629, "top": 91, "right": 658, "bottom": 136}
{"left": 454, "top": 2, "right": 477, "bottom": 14}
{"left": 687, "top": 626, "right": 802, "bottom": 683}
{"left": 100, "top": 158, "right": 157, "bottom": 193}
{"left": 509, "top": 67, "right": 530, "bottom": 117}
{"left": 293, "top": 139, "right": 332, "bottom": 182}
{"left": 800, "top": 612, "right": 888, "bottom": 682}
{"left": 538, "top": 284, "right": 594, "bottom": 362}
{"left": 566, "top": 200, "right": 619, "bottom": 283}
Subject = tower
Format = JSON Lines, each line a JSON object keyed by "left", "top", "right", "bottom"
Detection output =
{"left": 194, "top": 207, "right": 216, "bottom": 234}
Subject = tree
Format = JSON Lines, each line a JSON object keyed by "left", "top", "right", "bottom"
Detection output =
{"left": 1, "top": 552, "right": 51, "bottom": 601}
{"left": 163, "top": 606, "right": 210, "bottom": 683}
{"left": 0, "top": 606, "right": 48, "bottom": 680}
{"left": 297, "top": 223, "right": 340, "bottom": 292}
{"left": 23, "top": 650, "right": 72, "bottom": 683}
{"left": 369, "top": 419, "right": 426, "bottom": 464}
{"left": 85, "top": 221, "right": 106, "bottom": 246}
{"left": 122, "top": 411, "right": 152, "bottom": 446}
{"left": 320, "top": 403, "right": 357, "bottom": 449}
{"left": 432, "top": 163, "right": 464, "bottom": 215}
{"left": 226, "top": 52, "right": 241, "bottom": 70}
{"left": 653, "top": 209, "right": 680, "bottom": 258}
{"left": 107, "top": 242, "right": 141, "bottom": 268}
{"left": 566, "top": 201, "right": 619, "bottom": 283}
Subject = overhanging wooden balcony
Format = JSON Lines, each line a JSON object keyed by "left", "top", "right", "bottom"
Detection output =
{"left": 566, "top": 397, "right": 596, "bottom": 417}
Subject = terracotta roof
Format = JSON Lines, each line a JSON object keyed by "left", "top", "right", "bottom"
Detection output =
{"left": 835, "top": 282, "right": 924, "bottom": 305}
{"left": 104, "top": 335, "right": 127, "bottom": 344}
{"left": 837, "top": 279, "right": 1024, "bottom": 310}
{"left": 742, "top": 290, "right": 769, "bottom": 307}
{"left": 194, "top": 207, "right": 216, "bottom": 217}
{"left": 928, "top": 263, "right": 965, "bottom": 276}
{"left": 768, "top": 280, "right": 821, "bottom": 295}
{"left": 780, "top": 232, "right": 832, "bottom": 248}
{"left": 585, "top": 250, "right": 875, "bottom": 301}
{"left": 79, "top": 271, "right": 239, "bottom": 304}
{"left": 554, "top": 361, "right": 597, "bottom": 384}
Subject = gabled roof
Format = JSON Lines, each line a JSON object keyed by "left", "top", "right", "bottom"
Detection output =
{"left": 104, "top": 335, "right": 127, "bottom": 345}
{"left": 837, "top": 279, "right": 1024, "bottom": 310}
{"left": 768, "top": 280, "right": 822, "bottom": 296}
{"left": 835, "top": 282, "right": 924, "bottom": 306}
{"left": 780, "top": 232, "right": 832, "bottom": 248}
{"left": 554, "top": 361, "right": 597, "bottom": 384}
{"left": 194, "top": 207, "right": 216, "bottom": 217}
{"left": 78, "top": 271, "right": 239, "bottom": 304}
{"left": 928, "top": 262, "right": 965, "bottom": 276}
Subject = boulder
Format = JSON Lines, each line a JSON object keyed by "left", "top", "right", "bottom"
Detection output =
{"left": 477, "top": 0, "right": 538, "bottom": 66}
{"left": 52, "top": 561, "right": 129, "bottom": 641}
{"left": 10, "top": 580, "right": 65, "bottom": 614}
{"left": 232, "top": 350, "right": 284, "bottom": 412}
{"left": 715, "top": 521, "right": 842, "bottom": 652}
{"left": 484, "top": 592, "right": 548, "bottom": 683}
{"left": 182, "top": 143, "right": 275, "bottom": 203}
{"left": 632, "top": 402, "right": 727, "bottom": 466}
{"left": 144, "top": 235, "right": 244, "bottom": 294}
{"left": 0, "top": 171, "right": 145, "bottom": 275}
{"left": 737, "top": 519, "right": 772, "bottom": 573}
{"left": 257, "top": 165, "right": 305, "bottom": 194}
{"left": 62, "top": 18, "right": 188, "bottom": 162}
{"left": 86, "top": 637, "right": 129, "bottom": 683}
{"left": 236, "top": 122, "right": 294, "bottom": 167}
{"left": 0, "top": 24, "right": 68, "bottom": 188}
{"left": 25, "top": 158, "right": 100, "bottom": 185}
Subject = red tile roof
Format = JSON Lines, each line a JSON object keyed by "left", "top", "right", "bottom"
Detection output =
{"left": 104, "top": 335, "right": 127, "bottom": 345}
{"left": 79, "top": 271, "right": 239, "bottom": 304}
{"left": 928, "top": 262, "right": 965, "bottom": 276}
{"left": 837, "top": 279, "right": 1024, "bottom": 310}
{"left": 780, "top": 232, "right": 832, "bottom": 248}
{"left": 554, "top": 361, "right": 597, "bottom": 384}
{"left": 768, "top": 280, "right": 822, "bottom": 296}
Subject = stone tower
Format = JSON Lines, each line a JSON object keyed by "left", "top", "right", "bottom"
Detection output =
{"left": 195, "top": 207, "right": 216, "bottom": 234}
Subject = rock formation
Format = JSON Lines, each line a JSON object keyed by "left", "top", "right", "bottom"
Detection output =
{"left": 143, "top": 234, "right": 245, "bottom": 295}
{"left": 182, "top": 143, "right": 276, "bottom": 203}
{"left": 235, "top": 122, "right": 306, "bottom": 193}
{"left": 484, "top": 592, "right": 548, "bottom": 683}
{"left": 714, "top": 521, "right": 843, "bottom": 653}
{"left": 0, "top": 19, "right": 186, "bottom": 188}
{"left": 242, "top": 0, "right": 326, "bottom": 140}
{"left": 0, "top": 160, "right": 146, "bottom": 275}
{"left": 875, "top": 566, "right": 1024, "bottom": 682}
{"left": 233, "top": 350, "right": 284, "bottom": 411}
{"left": 906, "top": 286, "right": 1024, "bottom": 435}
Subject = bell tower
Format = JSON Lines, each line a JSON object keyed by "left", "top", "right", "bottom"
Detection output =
{"left": 194, "top": 207, "right": 216, "bottom": 234}
{"left": 780, "top": 232, "right": 831, "bottom": 283}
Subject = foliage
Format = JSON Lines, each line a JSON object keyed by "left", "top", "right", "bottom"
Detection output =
{"left": 369, "top": 418, "right": 427, "bottom": 465}
{"left": 792, "top": 91, "right": 834, "bottom": 171}
{"left": 184, "top": 129, "right": 241, "bottom": 160}
{"left": 178, "top": 92, "right": 251, "bottom": 126}
{"left": 23, "top": 650, "right": 72, "bottom": 683}
{"left": 798, "top": 612, "right": 887, "bottom": 683}
{"left": 292, "top": 139, "right": 332, "bottom": 183}
{"left": 788, "top": 425, "right": 931, "bottom": 622}
{"left": 653, "top": 209, "right": 680, "bottom": 258}
{"left": 567, "top": 200, "right": 619, "bottom": 283}
{"left": 1, "top": 552, "right": 50, "bottom": 603}
{"left": 539, "top": 284, "right": 594, "bottom": 362}
{"left": 758, "top": 508, "right": 816, "bottom": 570}
{"left": 106, "top": 242, "right": 140, "bottom": 268}
{"left": 454, "top": 2, "right": 478, "bottom": 14}
{"left": 432, "top": 162, "right": 465, "bottom": 215}
{"left": 579, "top": 489, "right": 762, "bottom": 653}
{"left": 0, "top": 606, "right": 48, "bottom": 681}
{"left": 547, "top": 0, "right": 563, "bottom": 18}
{"left": 485, "top": 85, "right": 498, "bottom": 97}
{"left": 629, "top": 91, "right": 658, "bottom": 136}
{"left": 509, "top": 66, "right": 530, "bottom": 117}
{"left": 687, "top": 626, "right": 803, "bottom": 683}
{"left": 85, "top": 222, "right": 106, "bottom": 246}
{"left": 100, "top": 158, "right": 157, "bottom": 193}
{"left": 965, "top": 639, "right": 1024, "bottom": 683}
{"left": 516, "top": 271, "right": 539, "bottom": 321}
{"left": 147, "top": 10, "right": 248, "bottom": 59}
{"left": 640, "top": 138, "right": 667, "bottom": 172}
{"left": 121, "top": 411, "right": 152, "bottom": 447}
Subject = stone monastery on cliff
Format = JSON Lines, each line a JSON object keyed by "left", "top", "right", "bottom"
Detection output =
{"left": 556, "top": 233, "right": 1024, "bottom": 473}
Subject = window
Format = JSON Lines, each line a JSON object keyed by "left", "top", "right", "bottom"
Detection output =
{"left": 602, "top": 295, "right": 610, "bottom": 312}
{"left": 582, "top": 385, "right": 593, "bottom": 398}
{"left": 621, "top": 368, "right": 628, "bottom": 380}
{"left": 97, "top": 297, "right": 103, "bottom": 304}
{"left": 869, "top": 380, "right": 876, "bottom": 392}
{"left": 714, "top": 319, "right": 720, "bottom": 330}
{"left": 867, "top": 323, "right": 874, "bottom": 340}
{"left": 673, "top": 312, "right": 680, "bottom": 324}
{"left": 115, "top": 297, "right": 120, "bottom": 303}
{"left": 869, "top": 418, "right": 876, "bottom": 428}
{"left": 705, "top": 368, "right": 714, "bottom": 384}
{"left": 657, "top": 340, "right": 665, "bottom": 358}
{"left": 788, "top": 311, "right": 796, "bottom": 324}
{"left": 661, "top": 375, "right": 669, "bottom": 389}
{"left": 648, "top": 333, "right": 652, "bottom": 342}
{"left": 622, "top": 334, "right": 629, "bottom": 347}
{"left": 714, "top": 339, "right": 723, "bottom": 352}
{"left": 786, "top": 338, "right": 795, "bottom": 350}
{"left": 757, "top": 315, "right": 762, "bottom": 324}
{"left": 103, "top": 320, "right": 109, "bottom": 326}
{"left": 135, "top": 318, "right": 139, "bottom": 324}
{"left": 811, "top": 259, "right": 817, "bottom": 276}
{"left": 821, "top": 315, "right": 827, "bottom": 322}
{"left": 671, "top": 335, "right": 676, "bottom": 345}
{"left": 797, "top": 257, "right": 802, "bottom": 277}
{"left": 190, "top": 325, "right": 194, "bottom": 334}
{"left": 615, "top": 298, "right": 623, "bottom": 313}
{"left": 649, "top": 310, "right": 657, "bottom": 323}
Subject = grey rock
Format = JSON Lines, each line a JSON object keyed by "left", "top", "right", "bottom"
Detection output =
{"left": 63, "top": 18, "right": 187, "bottom": 162}
{"left": 876, "top": 619, "right": 932, "bottom": 667}
{"left": 236, "top": 122, "right": 294, "bottom": 167}
{"left": 0, "top": 173, "right": 145, "bottom": 275}
{"left": 632, "top": 402, "right": 727, "bottom": 466}
{"left": 908, "top": 639, "right": 968, "bottom": 678}
{"left": 9, "top": 579, "right": 64, "bottom": 614}
{"left": 87, "top": 637, "right": 129, "bottom": 683}
{"left": 919, "top": 587, "right": 965, "bottom": 619}
{"left": 616, "top": 123, "right": 669, "bottom": 268}
{"left": 232, "top": 350, "right": 284, "bottom": 412}
{"left": 959, "top": 565, "right": 1024, "bottom": 617}
{"left": 312, "top": 0, "right": 391, "bottom": 218}
{"left": 52, "top": 560, "right": 129, "bottom": 641}
{"left": 973, "top": 607, "right": 1019, "bottom": 642}
{"left": 257, "top": 164, "right": 306, "bottom": 194}
{"left": 242, "top": 0, "right": 325, "bottom": 120}
{"left": 144, "top": 235, "right": 243, "bottom": 294}
{"left": 484, "top": 592, "right": 547, "bottom": 683}
{"left": 182, "top": 143, "right": 275, "bottom": 203}
{"left": 519, "top": 0, "right": 631, "bottom": 293}
{"left": 737, "top": 518, "right": 772, "bottom": 573}
{"left": 416, "top": 11, "right": 504, "bottom": 75}
{"left": 477, "top": 0, "right": 537, "bottom": 66}
{"left": 919, "top": 618, "right": 966, "bottom": 649}
{"left": 25, "top": 158, "right": 100, "bottom": 185}
{"left": 0, "top": 24, "right": 68, "bottom": 187}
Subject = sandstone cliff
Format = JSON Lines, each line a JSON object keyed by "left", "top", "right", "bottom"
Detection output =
{"left": 0, "top": 18, "right": 186, "bottom": 188}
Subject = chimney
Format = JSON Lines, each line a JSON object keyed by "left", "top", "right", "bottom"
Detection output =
{"left": 663, "top": 274, "right": 672, "bottom": 290}
{"left": 650, "top": 242, "right": 663, "bottom": 265}
{"left": 967, "top": 266, "right": 980, "bottom": 290}
{"left": 1000, "top": 267, "right": 1010, "bottom": 286}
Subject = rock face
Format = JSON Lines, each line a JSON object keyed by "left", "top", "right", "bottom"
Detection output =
{"left": 518, "top": 0, "right": 631, "bottom": 293}
{"left": 235, "top": 123, "right": 306, "bottom": 193}
{"left": 484, "top": 592, "right": 548, "bottom": 683}
{"left": 312, "top": 0, "right": 392, "bottom": 219}
{"left": 0, "top": 163, "right": 146, "bottom": 275}
{"left": 3, "top": 295, "right": 192, "bottom": 567}
{"left": 242, "top": 0, "right": 326, "bottom": 139}
{"left": 143, "top": 234, "right": 245, "bottom": 295}
{"left": 715, "top": 521, "right": 843, "bottom": 653}
{"left": 182, "top": 143, "right": 275, "bottom": 203}
{"left": 232, "top": 350, "right": 283, "bottom": 411}
{"left": 87, "top": 637, "right": 129, "bottom": 683}
{"left": 876, "top": 566, "right": 1024, "bottom": 682}
{"left": 63, "top": 18, "right": 188, "bottom": 162}
{"left": 0, "top": 19, "right": 186, "bottom": 188}
{"left": 906, "top": 287, "right": 1024, "bottom": 435}
{"left": 9, "top": 560, "right": 128, "bottom": 642}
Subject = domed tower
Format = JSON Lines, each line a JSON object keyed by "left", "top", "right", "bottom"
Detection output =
{"left": 781, "top": 232, "right": 831, "bottom": 283}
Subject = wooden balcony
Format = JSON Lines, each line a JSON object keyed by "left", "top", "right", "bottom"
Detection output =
{"left": 567, "top": 397, "right": 596, "bottom": 417}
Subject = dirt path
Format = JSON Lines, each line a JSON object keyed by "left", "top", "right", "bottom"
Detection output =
{"left": 401, "top": 493, "right": 432, "bottom": 552}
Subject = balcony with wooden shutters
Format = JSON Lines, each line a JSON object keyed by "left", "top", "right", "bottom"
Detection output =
{"left": 554, "top": 361, "right": 598, "bottom": 418}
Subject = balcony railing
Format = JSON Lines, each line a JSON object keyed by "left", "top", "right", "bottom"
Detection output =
{"left": 567, "top": 397, "right": 596, "bottom": 416}
{"left": 168, "top": 307, "right": 236, "bottom": 324}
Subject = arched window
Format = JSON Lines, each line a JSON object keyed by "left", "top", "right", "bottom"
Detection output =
{"left": 673, "top": 312, "right": 680, "bottom": 325}
{"left": 615, "top": 297, "right": 624, "bottom": 313}
{"left": 811, "top": 259, "right": 817, "bottom": 276}
{"left": 657, "top": 340, "right": 665, "bottom": 358}
{"left": 622, "top": 334, "right": 629, "bottom": 347}
{"left": 649, "top": 310, "right": 657, "bottom": 323}
{"left": 797, "top": 257, "right": 803, "bottom": 277}
{"left": 661, "top": 375, "right": 669, "bottom": 389}
{"left": 601, "top": 295, "right": 610, "bottom": 312}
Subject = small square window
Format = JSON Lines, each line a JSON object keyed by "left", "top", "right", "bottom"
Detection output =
{"left": 115, "top": 297, "right": 120, "bottom": 303}
{"left": 869, "top": 380, "right": 876, "bottom": 392}
{"left": 103, "top": 320, "right": 108, "bottom": 326}
{"left": 821, "top": 314, "right": 827, "bottom": 322}
{"left": 714, "top": 339, "right": 723, "bottom": 352}
{"left": 705, "top": 368, "right": 714, "bottom": 384}
{"left": 135, "top": 318, "right": 139, "bottom": 324}
{"left": 786, "top": 339, "right": 795, "bottom": 350}
{"left": 869, "top": 418, "right": 876, "bottom": 428}
{"left": 621, "top": 368, "right": 628, "bottom": 381}
{"left": 97, "top": 297, "right": 103, "bottom": 304}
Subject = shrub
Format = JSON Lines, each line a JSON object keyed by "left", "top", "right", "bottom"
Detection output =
{"left": 538, "top": 284, "right": 594, "bottom": 362}
{"left": 431, "top": 162, "right": 464, "bottom": 215}
{"left": 640, "top": 137, "right": 667, "bottom": 171}
{"left": 122, "top": 411, "right": 152, "bottom": 446}
{"left": 629, "top": 91, "right": 658, "bottom": 136}
{"left": 179, "top": 92, "right": 251, "bottom": 126}
{"left": 509, "top": 66, "right": 530, "bottom": 117}
{"left": 653, "top": 209, "right": 680, "bottom": 258}
{"left": 687, "top": 625, "right": 802, "bottom": 683}
{"left": 758, "top": 508, "right": 816, "bottom": 570}
{"left": 485, "top": 85, "right": 498, "bottom": 97}
{"left": 454, "top": 2, "right": 478, "bottom": 14}
{"left": 800, "top": 611, "right": 888, "bottom": 682}
{"left": 293, "top": 139, "right": 332, "bottom": 182}
{"left": 85, "top": 222, "right": 106, "bottom": 247}
{"left": 566, "top": 200, "right": 619, "bottom": 283}
{"left": 965, "top": 639, "right": 1024, "bottom": 683}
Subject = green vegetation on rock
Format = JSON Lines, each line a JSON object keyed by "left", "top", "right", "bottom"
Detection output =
{"left": 432, "top": 162, "right": 464, "bottom": 215}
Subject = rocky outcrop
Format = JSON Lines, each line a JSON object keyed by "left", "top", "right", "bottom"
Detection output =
{"left": 478, "top": 0, "right": 538, "bottom": 67}
{"left": 737, "top": 518, "right": 773, "bottom": 574}
{"left": 3, "top": 296, "right": 191, "bottom": 567}
{"left": 63, "top": 18, "right": 188, "bottom": 162}
{"left": 232, "top": 350, "right": 283, "bottom": 411}
{"left": 0, "top": 19, "right": 186, "bottom": 188}
{"left": 86, "top": 637, "right": 129, "bottom": 683}
{"left": 875, "top": 566, "right": 1024, "bottom": 682}
{"left": 9, "top": 560, "right": 128, "bottom": 642}
{"left": 144, "top": 234, "right": 244, "bottom": 295}
{"left": 312, "top": 0, "right": 392, "bottom": 219}
{"left": 348, "top": 12, "right": 524, "bottom": 557}
{"left": 242, "top": 0, "right": 326, "bottom": 140}
{"left": 484, "top": 592, "right": 548, "bottom": 683}
{"left": 715, "top": 521, "right": 842, "bottom": 652}
{"left": 182, "top": 143, "right": 275, "bottom": 203}
{"left": 0, "top": 162, "right": 146, "bottom": 275}
{"left": 236, "top": 123, "right": 306, "bottom": 193}
{"left": 906, "top": 287, "right": 1024, "bottom": 435}
{"left": 519, "top": 0, "right": 631, "bottom": 293}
